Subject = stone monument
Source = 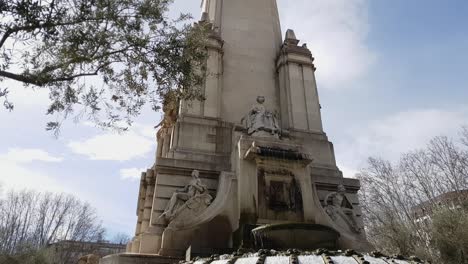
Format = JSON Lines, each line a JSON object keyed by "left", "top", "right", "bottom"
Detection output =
{"left": 101, "top": 0, "right": 372, "bottom": 263}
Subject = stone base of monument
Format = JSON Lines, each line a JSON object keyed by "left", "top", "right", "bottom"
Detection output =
{"left": 99, "top": 253, "right": 183, "bottom": 264}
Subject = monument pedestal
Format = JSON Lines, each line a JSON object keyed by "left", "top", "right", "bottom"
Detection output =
{"left": 114, "top": 0, "right": 373, "bottom": 261}
{"left": 139, "top": 231, "right": 161, "bottom": 254}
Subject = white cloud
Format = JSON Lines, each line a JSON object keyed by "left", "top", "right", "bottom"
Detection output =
{"left": 68, "top": 131, "right": 154, "bottom": 161}
{"left": 278, "top": 0, "right": 375, "bottom": 89}
{"left": 120, "top": 168, "right": 146, "bottom": 181}
{"left": 0, "top": 160, "right": 64, "bottom": 193}
{"left": 167, "top": 0, "right": 375, "bottom": 89}
{"left": 339, "top": 165, "right": 359, "bottom": 179}
{"left": 0, "top": 148, "right": 65, "bottom": 193}
{"left": 133, "top": 123, "right": 157, "bottom": 139}
{"left": 336, "top": 108, "right": 468, "bottom": 172}
{"left": 1, "top": 148, "right": 63, "bottom": 163}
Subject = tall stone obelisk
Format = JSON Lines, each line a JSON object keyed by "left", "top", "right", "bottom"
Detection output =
{"left": 103, "top": 0, "right": 370, "bottom": 262}
{"left": 208, "top": 0, "right": 282, "bottom": 122}
{"left": 183, "top": 0, "right": 283, "bottom": 122}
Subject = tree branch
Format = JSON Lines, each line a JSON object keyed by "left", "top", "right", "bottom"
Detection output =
{"left": 0, "top": 70, "right": 43, "bottom": 86}
{"left": 0, "top": 69, "right": 100, "bottom": 86}
{"left": 0, "top": 29, "right": 13, "bottom": 49}
{"left": 50, "top": 70, "right": 101, "bottom": 83}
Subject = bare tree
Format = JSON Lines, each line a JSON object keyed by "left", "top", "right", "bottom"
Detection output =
{"left": 462, "top": 126, "right": 468, "bottom": 148}
{"left": 358, "top": 128, "right": 468, "bottom": 263}
{"left": 111, "top": 233, "right": 131, "bottom": 245}
{"left": 0, "top": 190, "right": 104, "bottom": 256}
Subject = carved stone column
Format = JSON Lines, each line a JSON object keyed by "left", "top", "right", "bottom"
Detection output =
{"left": 180, "top": 28, "right": 223, "bottom": 118}
{"left": 129, "top": 172, "right": 147, "bottom": 253}
{"left": 135, "top": 173, "right": 146, "bottom": 236}
{"left": 140, "top": 169, "right": 156, "bottom": 234}
{"left": 161, "top": 131, "right": 172, "bottom": 158}
{"left": 277, "top": 29, "right": 323, "bottom": 132}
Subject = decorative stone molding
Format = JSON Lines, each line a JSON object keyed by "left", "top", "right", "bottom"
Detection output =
{"left": 277, "top": 29, "right": 316, "bottom": 70}
{"left": 244, "top": 141, "right": 313, "bottom": 165}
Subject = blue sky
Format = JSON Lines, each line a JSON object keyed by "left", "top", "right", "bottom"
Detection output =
{"left": 1, "top": 0, "right": 467, "bottom": 239}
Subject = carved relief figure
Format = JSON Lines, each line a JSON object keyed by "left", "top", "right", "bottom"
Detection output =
{"left": 241, "top": 96, "right": 280, "bottom": 136}
{"left": 161, "top": 170, "right": 212, "bottom": 221}
{"left": 324, "top": 185, "right": 361, "bottom": 233}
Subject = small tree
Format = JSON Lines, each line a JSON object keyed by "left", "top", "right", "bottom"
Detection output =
{"left": 431, "top": 206, "right": 468, "bottom": 264}
{"left": 0, "top": 249, "right": 50, "bottom": 264}
{"left": 0, "top": 0, "right": 208, "bottom": 133}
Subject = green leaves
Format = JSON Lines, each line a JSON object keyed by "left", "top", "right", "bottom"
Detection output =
{"left": 0, "top": 0, "right": 209, "bottom": 133}
{"left": 0, "top": 88, "right": 13, "bottom": 111}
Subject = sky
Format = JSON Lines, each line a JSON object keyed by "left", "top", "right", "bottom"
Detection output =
{"left": 1, "top": 0, "right": 468, "bottom": 239}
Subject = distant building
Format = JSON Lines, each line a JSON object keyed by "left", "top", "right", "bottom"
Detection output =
{"left": 46, "top": 240, "right": 126, "bottom": 264}
{"left": 413, "top": 189, "right": 468, "bottom": 224}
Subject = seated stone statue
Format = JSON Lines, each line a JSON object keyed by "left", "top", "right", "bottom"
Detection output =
{"left": 241, "top": 96, "right": 280, "bottom": 137}
{"left": 324, "top": 185, "right": 361, "bottom": 233}
{"left": 161, "top": 170, "right": 212, "bottom": 221}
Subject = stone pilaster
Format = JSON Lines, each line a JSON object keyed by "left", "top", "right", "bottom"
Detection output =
{"left": 140, "top": 169, "right": 156, "bottom": 234}
{"left": 181, "top": 26, "right": 223, "bottom": 119}
{"left": 138, "top": 169, "right": 160, "bottom": 254}
{"left": 134, "top": 173, "right": 146, "bottom": 237}
{"left": 277, "top": 29, "right": 323, "bottom": 133}
{"left": 161, "top": 130, "right": 172, "bottom": 158}
{"left": 156, "top": 136, "right": 164, "bottom": 158}
{"left": 128, "top": 173, "right": 146, "bottom": 253}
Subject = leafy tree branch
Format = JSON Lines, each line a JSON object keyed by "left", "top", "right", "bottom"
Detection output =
{"left": 0, "top": 0, "right": 209, "bottom": 133}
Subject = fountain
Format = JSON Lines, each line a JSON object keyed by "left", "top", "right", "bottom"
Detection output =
{"left": 185, "top": 249, "right": 426, "bottom": 264}
{"left": 252, "top": 223, "right": 340, "bottom": 250}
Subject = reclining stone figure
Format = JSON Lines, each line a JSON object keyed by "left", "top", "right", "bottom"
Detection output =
{"left": 160, "top": 170, "right": 212, "bottom": 222}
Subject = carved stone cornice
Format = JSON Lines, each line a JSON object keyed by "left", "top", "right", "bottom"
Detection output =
{"left": 276, "top": 29, "right": 316, "bottom": 71}
{"left": 243, "top": 141, "right": 313, "bottom": 166}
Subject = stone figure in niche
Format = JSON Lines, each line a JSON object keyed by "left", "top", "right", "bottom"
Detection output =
{"left": 241, "top": 96, "right": 280, "bottom": 137}
{"left": 324, "top": 185, "right": 361, "bottom": 233}
{"left": 161, "top": 170, "right": 212, "bottom": 221}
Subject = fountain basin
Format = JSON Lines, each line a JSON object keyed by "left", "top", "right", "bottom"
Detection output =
{"left": 252, "top": 223, "right": 340, "bottom": 250}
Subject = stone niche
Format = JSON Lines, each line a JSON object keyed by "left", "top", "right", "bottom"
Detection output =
{"left": 233, "top": 132, "right": 372, "bottom": 252}
{"left": 257, "top": 168, "right": 304, "bottom": 222}
{"left": 237, "top": 134, "right": 316, "bottom": 226}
